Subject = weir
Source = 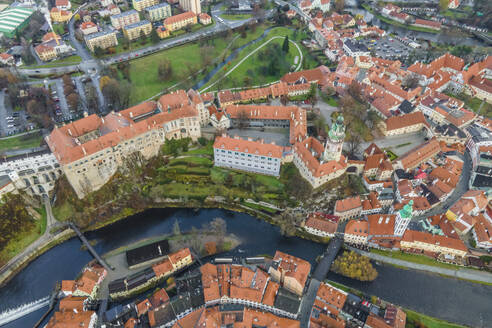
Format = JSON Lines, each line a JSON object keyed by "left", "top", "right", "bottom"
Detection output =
{"left": 0, "top": 297, "right": 49, "bottom": 327}
{"left": 69, "top": 222, "right": 114, "bottom": 271}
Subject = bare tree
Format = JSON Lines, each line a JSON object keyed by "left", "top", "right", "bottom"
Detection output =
{"left": 346, "top": 133, "right": 362, "bottom": 159}
{"left": 237, "top": 108, "right": 249, "bottom": 129}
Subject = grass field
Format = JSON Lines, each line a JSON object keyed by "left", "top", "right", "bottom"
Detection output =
{"left": 0, "top": 132, "right": 43, "bottom": 154}
{"left": 120, "top": 24, "right": 271, "bottom": 104}
{"left": 0, "top": 207, "right": 46, "bottom": 265}
{"left": 220, "top": 13, "right": 253, "bottom": 20}
{"left": 25, "top": 55, "right": 82, "bottom": 68}
{"left": 405, "top": 309, "right": 466, "bottom": 328}
{"left": 199, "top": 26, "right": 311, "bottom": 91}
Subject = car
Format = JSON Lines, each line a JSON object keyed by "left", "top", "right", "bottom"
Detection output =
{"left": 12, "top": 113, "right": 19, "bottom": 117}
{"left": 7, "top": 124, "right": 14, "bottom": 128}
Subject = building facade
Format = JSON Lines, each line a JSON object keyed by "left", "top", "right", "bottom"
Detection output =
{"left": 46, "top": 103, "right": 201, "bottom": 198}
{"left": 163, "top": 11, "right": 197, "bottom": 32}
{"left": 213, "top": 136, "right": 283, "bottom": 177}
{"left": 179, "top": 0, "right": 201, "bottom": 14}
{"left": 123, "top": 20, "right": 152, "bottom": 41}
{"left": 85, "top": 30, "right": 118, "bottom": 52}
{"left": 132, "top": 0, "right": 159, "bottom": 11}
{"left": 111, "top": 10, "right": 140, "bottom": 29}
{"left": 144, "top": 2, "right": 172, "bottom": 21}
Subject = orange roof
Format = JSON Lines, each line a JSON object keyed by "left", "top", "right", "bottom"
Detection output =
{"left": 402, "top": 230, "right": 468, "bottom": 252}
{"left": 414, "top": 18, "right": 441, "bottom": 29}
{"left": 61, "top": 280, "right": 75, "bottom": 292}
{"left": 344, "top": 220, "right": 368, "bottom": 237}
{"left": 35, "top": 43, "right": 54, "bottom": 54}
{"left": 168, "top": 247, "right": 191, "bottom": 265}
{"left": 316, "top": 283, "right": 347, "bottom": 313}
{"left": 272, "top": 251, "right": 311, "bottom": 290}
{"left": 367, "top": 214, "right": 396, "bottom": 236}
{"left": 59, "top": 296, "right": 86, "bottom": 312}
{"left": 158, "top": 90, "right": 189, "bottom": 110}
{"left": 294, "top": 137, "right": 347, "bottom": 178}
{"left": 241, "top": 308, "right": 300, "bottom": 328}
{"left": 46, "top": 311, "right": 94, "bottom": 328}
{"left": 473, "top": 214, "right": 492, "bottom": 244}
{"left": 152, "top": 258, "right": 173, "bottom": 277}
{"left": 305, "top": 215, "right": 338, "bottom": 234}
{"left": 0, "top": 53, "right": 12, "bottom": 60}
{"left": 119, "top": 101, "right": 157, "bottom": 120}
{"left": 429, "top": 167, "right": 459, "bottom": 188}
{"left": 225, "top": 105, "right": 307, "bottom": 144}
{"left": 200, "top": 263, "right": 220, "bottom": 303}
{"left": 262, "top": 280, "right": 279, "bottom": 306}
{"left": 42, "top": 32, "right": 61, "bottom": 43}
{"left": 365, "top": 313, "right": 392, "bottom": 328}
{"left": 136, "top": 299, "right": 152, "bottom": 316}
{"left": 281, "top": 66, "right": 330, "bottom": 85}
{"left": 80, "top": 21, "right": 97, "bottom": 30}
{"left": 150, "top": 288, "right": 169, "bottom": 307}
{"left": 398, "top": 139, "right": 440, "bottom": 170}
{"left": 385, "top": 112, "right": 429, "bottom": 132}
{"left": 335, "top": 196, "right": 362, "bottom": 213}
{"left": 214, "top": 135, "right": 283, "bottom": 158}
{"left": 164, "top": 11, "right": 196, "bottom": 25}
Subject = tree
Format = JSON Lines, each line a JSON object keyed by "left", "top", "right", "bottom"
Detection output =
{"left": 346, "top": 133, "right": 362, "bottom": 159}
{"left": 150, "top": 29, "right": 159, "bottom": 44}
{"left": 173, "top": 219, "right": 181, "bottom": 235}
{"left": 331, "top": 251, "right": 378, "bottom": 281}
{"left": 66, "top": 92, "right": 79, "bottom": 110}
{"left": 237, "top": 109, "right": 249, "bottom": 129}
{"left": 439, "top": 0, "right": 449, "bottom": 11}
{"left": 94, "top": 46, "right": 104, "bottom": 57}
{"left": 0, "top": 193, "right": 34, "bottom": 252}
{"left": 282, "top": 36, "right": 289, "bottom": 53}
{"left": 348, "top": 81, "right": 363, "bottom": 102}
{"left": 402, "top": 73, "right": 420, "bottom": 89}
{"left": 334, "top": 0, "right": 345, "bottom": 13}
{"left": 158, "top": 59, "right": 173, "bottom": 82}
{"left": 139, "top": 30, "right": 147, "bottom": 45}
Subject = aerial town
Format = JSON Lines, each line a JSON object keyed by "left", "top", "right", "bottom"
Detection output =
{"left": 0, "top": 0, "right": 491, "bottom": 327}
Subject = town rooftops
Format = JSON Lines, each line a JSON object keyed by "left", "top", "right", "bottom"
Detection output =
{"left": 214, "top": 135, "right": 283, "bottom": 158}
{"left": 335, "top": 196, "right": 362, "bottom": 213}
{"left": 305, "top": 213, "right": 338, "bottom": 235}
{"left": 397, "top": 139, "right": 441, "bottom": 170}
{"left": 281, "top": 65, "right": 330, "bottom": 85}
{"left": 385, "top": 112, "right": 429, "bottom": 132}
{"left": 402, "top": 230, "right": 468, "bottom": 252}
{"left": 344, "top": 219, "right": 368, "bottom": 237}
{"left": 414, "top": 18, "right": 441, "bottom": 29}
{"left": 272, "top": 251, "right": 311, "bottom": 290}
{"left": 294, "top": 137, "right": 347, "bottom": 178}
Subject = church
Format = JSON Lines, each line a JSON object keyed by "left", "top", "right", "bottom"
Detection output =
{"left": 293, "top": 115, "right": 348, "bottom": 188}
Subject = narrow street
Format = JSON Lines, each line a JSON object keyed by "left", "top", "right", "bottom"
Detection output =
{"left": 73, "top": 76, "right": 88, "bottom": 113}
{"left": 54, "top": 78, "right": 70, "bottom": 117}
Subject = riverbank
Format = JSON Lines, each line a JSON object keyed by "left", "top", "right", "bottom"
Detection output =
{"left": 326, "top": 280, "right": 467, "bottom": 328}
{"left": 349, "top": 247, "right": 492, "bottom": 285}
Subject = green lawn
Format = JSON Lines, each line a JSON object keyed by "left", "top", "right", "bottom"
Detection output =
{"left": 120, "top": 24, "right": 270, "bottom": 104}
{"left": 321, "top": 94, "right": 339, "bottom": 107}
{"left": 199, "top": 27, "right": 307, "bottom": 91}
{"left": 0, "top": 132, "right": 43, "bottom": 154}
{"left": 25, "top": 55, "right": 82, "bottom": 68}
{"left": 0, "top": 207, "right": 46, "bottom": 265}
{"left": 405, "top": 309, "right": 466, "bottom": 328}
{"left": 371, "top": 249, "right": 466, "bottom": 270}
{"left": 220, "top": 13, "right": 253, "bottom": 20}
{"left": 182, "top": 143, "right": 213, "bottom": 156}
{"left": 168, "top": 156, "right": 213, "bottom": 166}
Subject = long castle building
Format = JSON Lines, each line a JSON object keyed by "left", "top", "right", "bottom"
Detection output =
{"left": 46, "top": 101, "right": 201, "bottom": 198}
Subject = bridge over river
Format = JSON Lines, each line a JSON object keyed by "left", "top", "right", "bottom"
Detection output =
{"left": 299, "top": 236, "right": 344, "bottom": 328}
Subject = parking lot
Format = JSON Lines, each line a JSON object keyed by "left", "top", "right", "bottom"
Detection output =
{"left": 0, "top": 90, "right": 37, "bottom": 137}
{"left": 360, "top": 36, "right": 413, "bottom": 61}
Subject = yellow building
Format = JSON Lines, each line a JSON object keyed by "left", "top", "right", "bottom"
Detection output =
{"left": 85, "top": 30, "right": 118, "bottom": 52}
{"left": 132, "top": 0, "right": 158, "bottom": 11}
{"left": 50, "top": 7, "right": 72, "bottom": 23}
{"left": 34, "top": 44, "right": 57, "bottom": 61}
{"left": 163, "top": 11, "right": 197, "bottom": 32}
{"left": 169, "top": 248, "right": 193, "bottom": 271}
{"left": 156, "top": 26, "right": 169, "bottom": 39}
{"left": 123, "top": 20, "right": 152, "bottom": 41}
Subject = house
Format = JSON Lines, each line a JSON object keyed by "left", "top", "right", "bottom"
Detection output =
{"left": 50, "top": 7, "right": 72, "bottom": 22}
{"left": 122, "top": 20, "right": 152, "bottom": 41}
{"left": 395, "top": 139, "right": 441, "bottom": 171}
{"left": 413, "top": 19, "right": 441, "bottom": 31}
{"left": 334, "top": 196, "right": 362, "bottom": 221}
{"left": 55, "top": 0, "right": 71, "bottom": 10}
{"left": 84, "top": 30, "right": 118, "bottom": 52}
{"left": 163, "top": 11, "right": 197, "bottom": 32}
{"left": 198, "top": 13, "right": 211, "bottom": 25}
{"left": 304, "top": 213, "right": 338, "bottom": 238}
{"left": 269, "top": 251, "right": 311, "bottom": 296}
{"left": 344, "top": 219, "right": 369, "bottom": 245}
{"left": 35, "top": 44, "right": 57, "bottom": 61}
{"left": 382, "top": 112, "right": 429, "bottom": 136}
{"left": 80, "top": 21, "right": 98, "bottom": 35}
{"left": 0, "top": 53, "right": 14, "bottom": 66}
{"left": 156, "top": 26, "right": 169, "bottom": 38}
{"left": 472, "top": 212, "right": 492, "bottom": 249}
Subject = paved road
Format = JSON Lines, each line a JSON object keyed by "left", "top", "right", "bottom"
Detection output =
{"left": 67, "top": 3, "right": 91, "bottom": 61}
{"left": 349, "top": 246, "right": 492, "bottom": 284}
{"left": 54, "top": 78, "right": 70, "bottom": 117}
{"left": 74, "top": 76, "right": 88, "bottom": 112}
{"left": 0, "top": 91, "right": 9, "bottom": 136}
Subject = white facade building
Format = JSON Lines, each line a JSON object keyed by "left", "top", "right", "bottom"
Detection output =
{"left": 213, "top": 136, "right": 283, "bottom": 177}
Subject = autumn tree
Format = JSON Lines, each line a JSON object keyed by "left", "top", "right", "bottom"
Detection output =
{"left": 0, "top": 193, "right": 35, "bottom": 252}
{"left": 439, "top": 0, "right": 449, "bottom": 11}
{"left": 331, "top": 251, "right": 378, "bottom": 281}
{"left": 334, "top": 0, "right": 345, "bottom": 13}
{"left": 66, "top": 93, "right": 79, "bottom": 110}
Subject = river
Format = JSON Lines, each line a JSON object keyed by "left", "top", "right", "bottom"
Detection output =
{"left": 1, "top": 208, "right": 491, "bottom": 327}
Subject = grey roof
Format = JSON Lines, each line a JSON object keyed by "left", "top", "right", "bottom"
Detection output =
{"left": 85, "top": 29, "right": 116, "bottom": 41}
{"left": 123, "top": 19, "right": 151, "bottom": 31}
{"left": 145, "top": 2, "right": 170, "bottom": 11}
{"left": 111, "top": 9, "right": 138, "bottom": 20}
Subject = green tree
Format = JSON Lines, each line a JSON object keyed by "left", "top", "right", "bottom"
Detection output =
{"left": 282, "top": 35, "right": 289, "bottom": 53}
{"left": 94, "top": 46, "right": 104, "bottom": 57}
{"left": 150, "top": 29, "right": 159, "bottom": 44}
{"left": 439, "top": 0, "right": 450, "bottom": 11}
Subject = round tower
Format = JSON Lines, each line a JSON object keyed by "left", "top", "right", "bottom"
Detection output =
{"left": 323, "top": 115, "right": 346, "bottom": 162}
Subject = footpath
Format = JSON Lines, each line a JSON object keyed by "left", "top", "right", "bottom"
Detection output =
{"left": 349, "top": 247, "right": 492, "bottom": 284}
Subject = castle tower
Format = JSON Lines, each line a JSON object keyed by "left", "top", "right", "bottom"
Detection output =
{"left": 323, "top": 115, "right": 345, "bottom": 162}
{"left": 394, "top": 200, "right": 413, "bottom": 237}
